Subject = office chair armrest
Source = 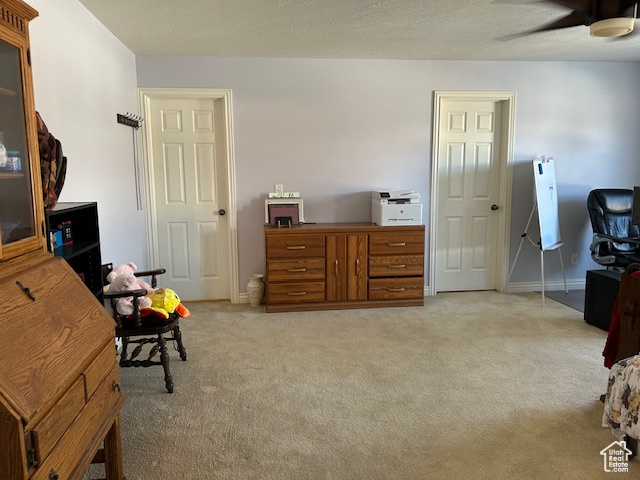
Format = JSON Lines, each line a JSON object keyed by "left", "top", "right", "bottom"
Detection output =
{"left": 590, "top": 235, "right": 640, "bottom": 266}
{"left": 591, "top": 234, "right": 640, "bottom": 247}
{"left": 134, "top": 268, "right": 167, "bottom": 289}
{"left": 589, "top": 233, "right": 640, "bottom": 256}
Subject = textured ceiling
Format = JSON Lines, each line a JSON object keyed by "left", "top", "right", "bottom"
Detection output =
{"left": 77, "top": 0, "right": 640, "bottom": 61}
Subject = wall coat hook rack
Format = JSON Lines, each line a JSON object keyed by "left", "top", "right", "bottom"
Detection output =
{"left": 117, "top": 112, "right": 145, "bottom": 210}
{"left": 117, "top": 112, "right": 143, "bottom": 129}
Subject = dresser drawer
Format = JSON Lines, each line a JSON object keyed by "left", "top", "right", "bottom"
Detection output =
{"left": 369, "top": 231, "right": 424, "bottom": 255}
{"left": 369, "top": 255, "right": 424, "bottom": 277}
{"left": 267, "top": 282, "right": 325, "bottom": 304}
{"left": 369, "top": 277, "right": 424, "bottom": 300}
{"left": 84, "top": 341, "right": 118, "bottom": 401}
{"left": 31, "top": 362, "right": 123, "bottom": 480}
{"left": 266, "top": 235, "right": 325, "bottom": 258}
{"left": 267, "top": 259, "right": 325, "bottom": 281}
{"left": 31, "top": 376, "right": 86, "bottom": 463}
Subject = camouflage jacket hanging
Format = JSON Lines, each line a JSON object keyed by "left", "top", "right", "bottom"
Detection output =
{"left": 37, "top": 111, "right": 67, "bottom": 210}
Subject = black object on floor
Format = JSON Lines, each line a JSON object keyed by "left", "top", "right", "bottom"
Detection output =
{"left": 584, "top": 269, "right": 621, "bottom": 332}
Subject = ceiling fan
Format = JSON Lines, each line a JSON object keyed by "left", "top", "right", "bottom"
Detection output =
{"left": 520, "top": 0, "right": 639, "bottom": 38}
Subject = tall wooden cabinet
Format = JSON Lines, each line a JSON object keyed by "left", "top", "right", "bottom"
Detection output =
{"left": 0, "top": 0, "right": 43, "bottom": 264}
{"left": 265, "top": 223, "right": 425, "bottom": 313}
{"left": 0, "top": 2, "right": 125, "bottom": 479}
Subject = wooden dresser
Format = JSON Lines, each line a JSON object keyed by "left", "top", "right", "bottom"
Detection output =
{"left": 0, "top": 1, "right": 125, "bottom": 478}
{"left": 265, "top": 223, "right": 425, "bottom": 312}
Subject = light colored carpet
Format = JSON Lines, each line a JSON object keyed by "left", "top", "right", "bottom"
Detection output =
{"left": 88, "top": 292, "right": 636, "bottom": 479}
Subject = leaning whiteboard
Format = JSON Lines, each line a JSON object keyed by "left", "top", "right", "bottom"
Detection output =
{"left": 533, "top": 158, "right": 562, "bottom": 251}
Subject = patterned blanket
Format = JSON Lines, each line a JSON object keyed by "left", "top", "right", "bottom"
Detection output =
{"left": 603, "top": 355, "right": 640, "bottom": 440}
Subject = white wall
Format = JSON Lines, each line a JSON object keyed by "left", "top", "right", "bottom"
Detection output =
{"left": 137, "top": 56, "right": 640, "bottom": 291}
{"left": 23, "top": 0, "right": 640, "bottom": 294}
{"left": 27, "top": 0, "right": 147, "bottom": 268}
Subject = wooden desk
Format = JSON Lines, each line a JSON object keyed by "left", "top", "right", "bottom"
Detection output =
{"left": 0, "top": 256, "right": 125, "bottom": 479}
{"left": 0, "top": 1, "right": 124, "bottom": 474}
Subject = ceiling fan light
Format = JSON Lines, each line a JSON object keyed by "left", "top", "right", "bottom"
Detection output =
{"left": 589, "top": 17, "right": 635, "bottom": 37}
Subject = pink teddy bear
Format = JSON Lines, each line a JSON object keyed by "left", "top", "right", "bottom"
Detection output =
{"left": 105, "top": 262, "right": 155, "bottom": 315}
{"left": 106, "top": 262, "right": 155, "bottom": 293}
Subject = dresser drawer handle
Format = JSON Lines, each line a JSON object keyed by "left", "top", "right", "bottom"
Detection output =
{"left": 286, "top": 245, "right": 306, "bottom": 250}
{"left": 112, "top": 381, "right": 121, "bottom": 393}
{"left": 49, "top": 470, "right": 59, "bottom": 480}
{"left": 288, "top": 291, "right": 307, "bottom": 296}
{"left": 387, "top": 287, "right": 406, "bottom": 292}
{"left": 387, "top": 264, "right": 406, "bottom": 269}
{"left": 287, "top": 268, "right": 307, "bottom": 272}
{"left": 388, "top": 242, "right": 406, "bottom": 247}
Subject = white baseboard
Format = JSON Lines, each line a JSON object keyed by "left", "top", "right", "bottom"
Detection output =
{"left": 424, "top": 279, "right": 585, "bottom": 296}
{"left": 504, "top": 278, "right": 586, "bottom": 293}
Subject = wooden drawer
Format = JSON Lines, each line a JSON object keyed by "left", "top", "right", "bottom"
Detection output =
{"left": 267, "top": 259, "right": 325, "bottom": 282}
{"left": 369, "top": 231, "right": 424, "bottom": 255}
{"left": 31, "top": 376, "right": 86, "bottom": 463}
{"left": 0, "top": 257, "right": 115, "bottom": 423}
{"left": 84, "top": 342, "right": 118, "bottom": 401}
{"left": 369, "top": 277, "right": 424, "bottom": 300}
{"left": 31, "top": 363, "right": 123, "bottom": 480}
{"left": 267, "top": 282, "right": 325, "bottom": 304}
{"left": 266, "top": 235, "right": 325, "bottom": 258}
{"left": 369, "top": 255, "right": 424, "bottom": 277}
{"left": 30, "top": 341, "right": 118, "bottom": 466}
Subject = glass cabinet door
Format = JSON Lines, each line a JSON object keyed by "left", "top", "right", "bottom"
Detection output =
{"left": 0, "top": 37, "right": 35, "bottom": 250}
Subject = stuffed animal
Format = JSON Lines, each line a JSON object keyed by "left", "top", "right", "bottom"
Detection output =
{"left": 141, "top": 288, "right": 191, "bottom": 320}
{"left": 106, "top": 273, "right": 152, "bottom": 316}
{"left": 106, "top": 262, "right": 155, "bottom": 294}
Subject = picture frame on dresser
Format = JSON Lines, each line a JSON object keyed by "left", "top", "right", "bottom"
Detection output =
{"left": 265, "top": 197, "right": 304, "bottom": 225}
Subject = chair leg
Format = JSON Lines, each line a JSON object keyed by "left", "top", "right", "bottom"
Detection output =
{"left": 120, "top": 337, "right": 130, "bottom": 363}
{"left": 174, "top": 324, "right": 187, "bottom": 361}
{"left": 157, "top": 333, "right": 174, "bottom": 393}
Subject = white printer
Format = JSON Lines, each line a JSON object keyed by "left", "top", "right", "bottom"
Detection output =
{"left": 371, "top": 190, "right": 422, "bottom": 226}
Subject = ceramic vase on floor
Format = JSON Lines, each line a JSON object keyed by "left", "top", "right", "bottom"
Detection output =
{"left": 247, "top": 274, "right": 264, "bottom": 306}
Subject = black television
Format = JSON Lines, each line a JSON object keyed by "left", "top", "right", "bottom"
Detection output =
{"left": 633, "top": 186, "right": 640, "bottom": 226}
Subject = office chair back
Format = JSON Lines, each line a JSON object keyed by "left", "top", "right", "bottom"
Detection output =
{"left": 588, "top": 188, "right": 640, "bottom": 268}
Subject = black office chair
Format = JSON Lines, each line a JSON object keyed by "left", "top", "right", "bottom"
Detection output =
{"left": 588, "top": 189, "right": 640, "bottom": 269}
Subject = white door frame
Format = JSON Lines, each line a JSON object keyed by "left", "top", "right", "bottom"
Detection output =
{"left": 138, "top": 87, "right": 240, "bottom": 303}
{"left": 429, "top": 91, "right": 516, "bottom": 295}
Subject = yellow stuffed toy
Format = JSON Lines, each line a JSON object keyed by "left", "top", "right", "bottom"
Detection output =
{"left": 140, "top": 288, "right": 190, "bottom": 320}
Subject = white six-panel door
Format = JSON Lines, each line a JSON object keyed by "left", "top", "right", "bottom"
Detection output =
{"left": 435, "top": 100, "right": 502, "bottom": 291}
{"left": 148, "top": 96, "right": 230, "bottom": 301}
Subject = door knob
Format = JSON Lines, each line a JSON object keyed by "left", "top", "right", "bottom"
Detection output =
{"left": 217, "top": 209, "right": 226, "bottom": 216}
{"left": 491, "top": 204, "right": 499, "bottom": 211}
